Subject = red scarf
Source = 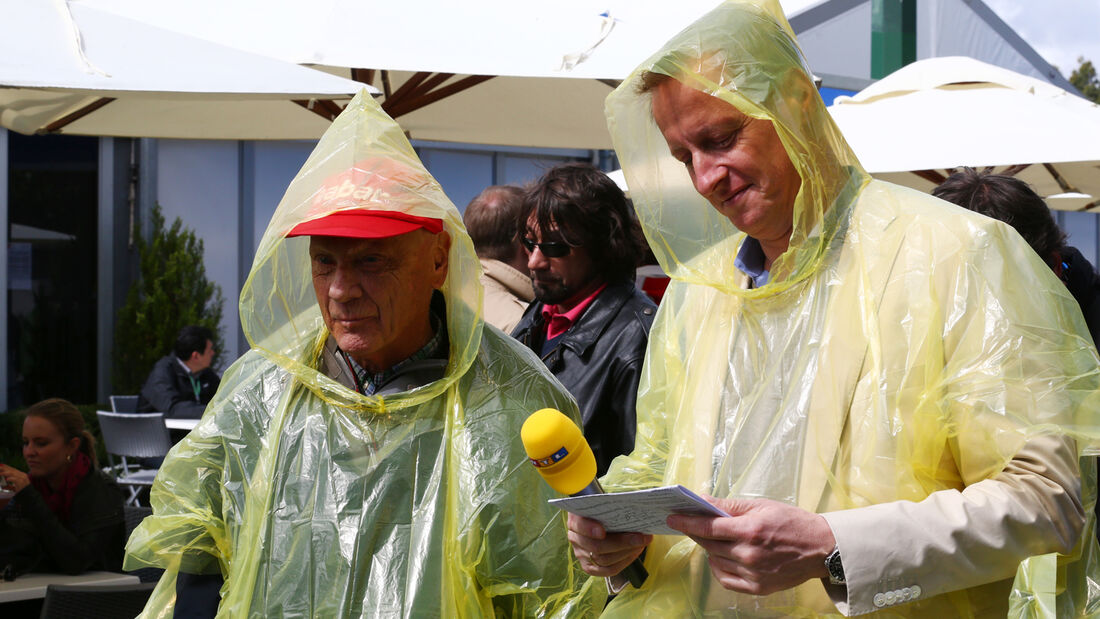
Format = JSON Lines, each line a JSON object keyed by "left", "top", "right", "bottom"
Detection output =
{"left": 30, "top": 450, "right": 91, "bottom": 523}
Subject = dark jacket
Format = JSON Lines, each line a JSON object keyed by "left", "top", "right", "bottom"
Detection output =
{"left": 1062, "top": 246, "right": 1100, "bottom": 347}
{"left": 1, "top": 469, "right": 126, "bottom": 575}
{"left": 512, "top": 280, "right": 657, "bottom": 475}
{"left": 138, "top": 355, "right": 220, "bottom": 419}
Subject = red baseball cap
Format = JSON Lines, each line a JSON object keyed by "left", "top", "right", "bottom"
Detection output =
{"left": 286, "top": 209, "right": 443, "bottom": 239}
{"left": 286, "top": 158, "right": 445, "bottom": 239}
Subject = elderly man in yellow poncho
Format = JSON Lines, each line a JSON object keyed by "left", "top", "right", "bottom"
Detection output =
{"left": 122, "top": 94, "right": 604, "bottom": 618}
{"left": 566, "top": 1, "right": 1100, "bottom": 616}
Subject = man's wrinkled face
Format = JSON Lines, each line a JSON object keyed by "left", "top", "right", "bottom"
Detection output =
{"left": 651, "top": 79, "right": 801, "bottom": 250}
{"left": 525, "top": 216, "right": 600, "bottom": 307}
{"left": 310, "top": 229, "right": 450, "bottom": 372}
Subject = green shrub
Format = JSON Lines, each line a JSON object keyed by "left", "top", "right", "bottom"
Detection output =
{"left": 112, "top": 204, "right": 225, "bottom": 394}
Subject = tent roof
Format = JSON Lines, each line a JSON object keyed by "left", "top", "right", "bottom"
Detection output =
{"left": 828, "top": 56, "right": 1100, "bottom": 207}
{"left": 1, "top": 1, "right": 368, "bottom": 96}
{"left": 80, "top": 0, "right": 729, "bottom": 79}
{"left": 0, "top": 0, "right": 372, "bottom": 139}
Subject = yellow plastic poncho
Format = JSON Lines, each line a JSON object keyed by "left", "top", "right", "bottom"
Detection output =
{"left": 124, "top": 92, "right": 603, "bottom": 618}
{"left": 594, "top": 0, "right": 1100, "bottom": 616}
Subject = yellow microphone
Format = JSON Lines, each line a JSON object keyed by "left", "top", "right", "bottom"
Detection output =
{"left": 521, "top": 407, "right": 648, "bottom": 587}
{"left": 521, "top": 407, "right": 601, "bottom": 496}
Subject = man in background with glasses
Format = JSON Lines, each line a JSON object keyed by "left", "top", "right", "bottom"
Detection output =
{"left": 512, "top": 162, "right": 657, "bottom": 475}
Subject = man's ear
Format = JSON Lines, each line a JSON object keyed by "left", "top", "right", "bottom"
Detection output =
{"left": 431, "top": 230, "right": 451, "bottom": 289}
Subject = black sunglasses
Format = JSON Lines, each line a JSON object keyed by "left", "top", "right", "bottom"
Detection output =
{"left": 521, "top": 237, "right": 573, "bottom": 258}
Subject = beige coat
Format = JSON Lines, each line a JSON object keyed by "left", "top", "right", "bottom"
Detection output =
{"left": 478, "top": 258, "right": 533, "bottom": 334}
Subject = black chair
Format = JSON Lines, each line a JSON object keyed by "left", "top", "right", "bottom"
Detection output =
{"left": 39, "top": 582, "right": 156, "bottom": 619}
{"left": 123, "top": 506, "right": 164, "bottom": 584}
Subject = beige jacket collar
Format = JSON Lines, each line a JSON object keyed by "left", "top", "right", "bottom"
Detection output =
{"left": 479, "top": 258, "right": 534, "bottom": 302}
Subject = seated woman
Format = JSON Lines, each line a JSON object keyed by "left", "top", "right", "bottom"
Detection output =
{"left": 0, "top": 398, "right": 125, "bottom": 574}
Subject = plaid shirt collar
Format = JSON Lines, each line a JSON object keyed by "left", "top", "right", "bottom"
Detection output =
{"left": 340, "top": 311, "right": 445, "bottom": 395}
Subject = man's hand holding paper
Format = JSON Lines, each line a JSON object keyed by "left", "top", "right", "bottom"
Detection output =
{"left": 667, "top": 496, "right": 836, "bottom": 596}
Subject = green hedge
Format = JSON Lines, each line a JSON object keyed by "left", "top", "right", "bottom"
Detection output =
{"left": 0, "top": 404, "right": 110, "bottom": 471}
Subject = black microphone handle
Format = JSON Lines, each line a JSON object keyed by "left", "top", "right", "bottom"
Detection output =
{"left": 571, "top": 478, "right": 604, "bottom": 496}
{"left": 571, "top": 479, "right": 649, "bottom": 588}
{"left": 620, "top": 556, "right": 649, "bottom": 589}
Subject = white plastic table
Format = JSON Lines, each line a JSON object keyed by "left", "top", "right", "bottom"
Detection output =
{"left": 163, "top": 418, "right": 199, "bottom": 431}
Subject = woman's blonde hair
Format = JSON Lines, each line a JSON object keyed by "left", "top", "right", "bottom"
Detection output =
{"left": 24, "top": 398, "right": 98, "bottom": 469}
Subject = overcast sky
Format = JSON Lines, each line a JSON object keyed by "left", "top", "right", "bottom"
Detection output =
{"left": 984, "top": 0, "right": 1100, "bottom": 76}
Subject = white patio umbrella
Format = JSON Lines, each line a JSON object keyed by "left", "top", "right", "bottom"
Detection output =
{"left": 0, "top": 0, "right": 374, "bottom": 140}
{"left": 82, "top": 0, "right": 729, "bottom": 149}
{"left": 828, "top": 56, "right": 1100, "bottom": 211}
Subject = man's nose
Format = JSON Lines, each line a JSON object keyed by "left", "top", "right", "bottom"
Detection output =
{"left": 328, "top": 266, "right": 362, "bottom": 301}
{"left": 691, "top": 152, "right": 725, "bottom": 198}
{"left": 527, "top": 246, "right": 549, "bottom": 271}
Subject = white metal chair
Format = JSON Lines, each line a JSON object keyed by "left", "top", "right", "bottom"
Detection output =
{"left": 109, "top": 394, "right": 140, "bottom": 412}
{"left": 96, "top": 411, "right": 171, "bottom": 506}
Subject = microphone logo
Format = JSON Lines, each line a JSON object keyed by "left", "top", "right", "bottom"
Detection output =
{"left": 529, "top": 447, "right": 569, "bottom": 468}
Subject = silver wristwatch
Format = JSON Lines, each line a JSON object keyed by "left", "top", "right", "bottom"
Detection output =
{"left": 825, "top": 545, "right": 846, "bottom": 585}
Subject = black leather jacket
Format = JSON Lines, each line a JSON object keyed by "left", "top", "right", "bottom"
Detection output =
{"left": 512, "top": 281, "right": 656, "bottom": 476}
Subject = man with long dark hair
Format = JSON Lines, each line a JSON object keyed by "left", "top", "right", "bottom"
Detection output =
{"left": 512, "top": 162, "right": 656, "bottom": 475}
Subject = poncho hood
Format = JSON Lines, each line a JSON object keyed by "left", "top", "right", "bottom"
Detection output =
{"left": 239, "top": 91, "right": 483, "bottom": 411}
{"left": 606, "top": 0, "right": 867, "bottom": 297}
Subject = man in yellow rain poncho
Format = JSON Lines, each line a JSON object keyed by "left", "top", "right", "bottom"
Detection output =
{"left": 566, "top": 1, "right": 1100, "bottom": 616}
{"left": 123, "top": 93, "right": 603, "bottom": 618}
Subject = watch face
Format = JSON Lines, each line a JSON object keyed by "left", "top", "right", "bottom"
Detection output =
{"left": 827, "top": 548, "right": 845, "bottom": 585}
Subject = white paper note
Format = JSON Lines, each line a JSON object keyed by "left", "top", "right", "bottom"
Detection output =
{"left": 549, "top": 485, "right": 727, "bottom": 535}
